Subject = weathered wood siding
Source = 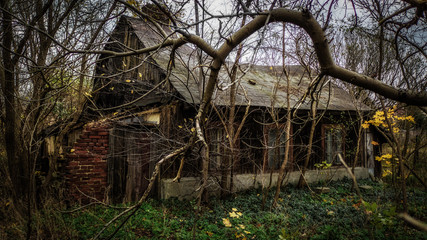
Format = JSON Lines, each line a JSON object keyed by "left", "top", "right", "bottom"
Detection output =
{"left": 108, "top": 126, "right": 154, "bottom": 203}
{"left": 93, "top": 17, "right": 171, "bottom": 110}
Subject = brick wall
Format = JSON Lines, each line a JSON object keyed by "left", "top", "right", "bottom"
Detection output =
{"left": 66, "top": 121, "right": 110, "bottom": 203}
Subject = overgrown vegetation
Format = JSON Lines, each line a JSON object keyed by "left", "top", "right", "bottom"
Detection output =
{"left": 2, "top": 179, "right": 424, "bottom": 239}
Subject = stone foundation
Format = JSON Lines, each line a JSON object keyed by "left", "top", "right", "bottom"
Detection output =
{"left": 160, "top": 167, "right": 370, "bottom": 200}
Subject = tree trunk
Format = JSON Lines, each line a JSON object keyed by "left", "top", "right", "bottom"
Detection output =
{"left": 1, "top": 0, "right": 29, "bottom": 215}
{"left": 297, "top": 97, "right": 317, "bottom": 188}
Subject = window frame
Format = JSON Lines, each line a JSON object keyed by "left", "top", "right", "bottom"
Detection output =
{"left": 321, "top": 124, "right": 346, "bottom": 165}
{"left": 263, "top": 124, "right": 293, "bottom": 171}
{"left": 206, "top": 123, "right": 240, "bottom": 173}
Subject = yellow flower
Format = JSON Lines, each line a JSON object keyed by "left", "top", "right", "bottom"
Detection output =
{"left": 229, "top": 211, "right": 240, "bottom": 218}
{"left": 406, "top": 116, "right": 415, "bottom": 123}
{"left": 222, "top": 218, "right": 232, "bottom": 227}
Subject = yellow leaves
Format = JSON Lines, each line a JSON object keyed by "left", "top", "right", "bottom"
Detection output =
{"left": 70, "top": 149, "right": 75, "bottom": 153}
{"left": 125, "top": 79, "right": 131, "bottom": 83}
{"left": 405, "top": 115, "right": 415, "bottom": 123}
{"left": 382, "top": 169, "right": 392, "bottom": 177}
{"left": 139, "top": 72, "right": 142, "bottom": 78}
{"left": 131, "top": 90, "right": 134, "bottom": 94}
{"left": 84, "top": 92, "right": 93, "bottom": 98}
{"left": 228, "top": 208, "right": 243, "bottom": 218}
{"left": 237, "top": 224, "right": 245, "bottom": 229}
{"left": 178, "top": 125, "right": 183, "bottom": 129}
{"left": 206, "top": 231, "right": 213, "bottom": 237}
{"left": 363, "top": 105, "right": 415, "bottom": 132}
{"left": 190, "top": 127, "right": 195, "bottom": 132}
{"left": 110, "top": 87, "right": 114, "bottom": 90}
{"left": 327, "top": 210, "right": 335, "bottom": 215}
{"left": 229, "top": 211, "right": 242, "bottom": 218}
{"left": 235, "top": 233, "right": 247, "bottom": 239}
{"left": 222, "top": 218, "right": 232, "bottom": 227}
{"left": 371, "top": 140, "right": 379, "bottom": 146}
{"left": 113, "top": 112, "right": 118, "bottom": 116}
{"left": 375, "top": 154, "right": 392, "bottom": 162}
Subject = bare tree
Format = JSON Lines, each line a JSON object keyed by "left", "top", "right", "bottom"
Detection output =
{"left": 0, "top": 0, "right": 116, "bottom": 237}
{"left": 1, "top": 0, "right": 426, "bottom": 238}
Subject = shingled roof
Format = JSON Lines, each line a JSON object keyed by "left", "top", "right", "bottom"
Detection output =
{"left": 123, "top": 16, "right": 369, "bottom": 111}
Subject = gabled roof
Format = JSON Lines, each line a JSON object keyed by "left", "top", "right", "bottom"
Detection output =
{"left": 123, "top": 16, "right": 369, "bottom": 111}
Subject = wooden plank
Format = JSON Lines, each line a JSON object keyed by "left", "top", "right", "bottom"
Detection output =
{"left": 124, "top": 131, "right": 151, "bottom": 202}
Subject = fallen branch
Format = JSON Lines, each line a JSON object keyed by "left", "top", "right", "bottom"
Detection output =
{"left": 337, "top": 153, "right": 362, "bottom": 198}
{"left": 398, "top": 213, "right": 427, "bottom": 232}
{"left": 92, "top": 137, "right": 196, "bottom": 240}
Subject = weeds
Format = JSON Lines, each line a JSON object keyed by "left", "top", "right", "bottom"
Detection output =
{"left": 1, "top": 178, "right": 426, "bottom": 239}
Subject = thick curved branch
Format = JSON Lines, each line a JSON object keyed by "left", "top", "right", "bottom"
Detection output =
{"left": 200, "top": 8, "right": 427, "bottom": 106}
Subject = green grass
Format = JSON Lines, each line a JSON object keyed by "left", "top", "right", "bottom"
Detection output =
{"left": 61, "top": 179, "right": 427, "bottom": 239}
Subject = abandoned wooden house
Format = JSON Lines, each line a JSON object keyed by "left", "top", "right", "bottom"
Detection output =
{"left": 63, "top": 15, "right": 380, "bottom": 203}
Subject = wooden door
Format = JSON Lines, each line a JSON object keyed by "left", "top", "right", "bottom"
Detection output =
{"left": 108, "top": 127, "right": 151, "bottom": 203}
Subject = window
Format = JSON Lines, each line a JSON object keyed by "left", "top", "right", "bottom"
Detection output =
{"left": 265, "top": 125, "right": 293, "bottom": 170}
{"left": 208, "top": 127, "right": 226, "bottom": 171}
{"left": 322, "top": 124, "right": 345, "bottom": 165}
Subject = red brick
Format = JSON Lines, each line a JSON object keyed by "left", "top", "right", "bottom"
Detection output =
{"left": 98, "top": 131, "right": 108, "bottom": 136}
{"left": 75, "top": 150, "right": 89, "bottom": 155}
{"left": 93, "top": 147, "right": 105, "bottom": 151}
{"left": 89, "top": 135, "right": 101, "bottom": 139}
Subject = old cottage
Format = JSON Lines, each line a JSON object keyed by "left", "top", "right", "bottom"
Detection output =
{"left": 64, "top": 14, "right": 378, "bottom": 203}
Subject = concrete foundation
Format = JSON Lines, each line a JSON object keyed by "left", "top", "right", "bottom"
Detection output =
{"left": 160, "top": 167, "right": 370, "bottom": 200}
